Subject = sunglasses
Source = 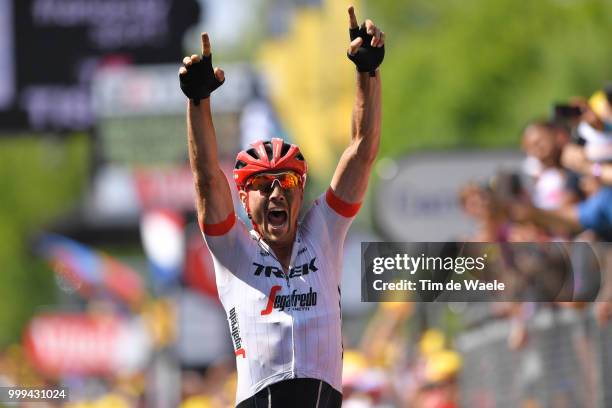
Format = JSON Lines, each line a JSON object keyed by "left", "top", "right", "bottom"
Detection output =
{"left": 245, "top": 171, "right": 303, "bottom": 193}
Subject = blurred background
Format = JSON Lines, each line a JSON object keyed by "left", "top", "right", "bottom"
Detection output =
{"left": 2, "top": 0, "right": 612, "bottom": 406}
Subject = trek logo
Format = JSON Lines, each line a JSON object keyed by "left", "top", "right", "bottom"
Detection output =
{"left": 261, "top": 285, "right": 318, "bottom": 315}
{"left": 253, "top": 258, "right": 318, "bottom": 279}
{"left": 229, "top": 307, "right": 246, "bottom": 358}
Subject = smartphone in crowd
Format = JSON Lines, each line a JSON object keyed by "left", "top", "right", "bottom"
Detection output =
{"left": 552, "top": 104, "right": 583, "bottom": 120}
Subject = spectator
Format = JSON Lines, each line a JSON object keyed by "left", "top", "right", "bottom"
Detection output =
{"left": 521, "top": 121, "right": 580, "bottom": 211}
{"left": 459, "top": 183, "right": 509, "bottom": 241}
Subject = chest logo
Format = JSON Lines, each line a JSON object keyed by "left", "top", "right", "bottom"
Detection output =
{"left": 252, "top": 258, "right": 318, "bottom": 279}
{"left": 260, "top": 285, "right": 318, "bottom": 315}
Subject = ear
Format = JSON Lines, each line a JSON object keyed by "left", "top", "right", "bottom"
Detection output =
{"left": 239, "top": 190, "right": 248, "bottom": 208}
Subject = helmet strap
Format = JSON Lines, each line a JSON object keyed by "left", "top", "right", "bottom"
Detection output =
{"left": 244, "top": 191, "right": 261, "bottom": 234}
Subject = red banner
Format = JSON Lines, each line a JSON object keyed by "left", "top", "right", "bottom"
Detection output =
{"left": 24, "top": 313, "right": 150, "bottom": 377}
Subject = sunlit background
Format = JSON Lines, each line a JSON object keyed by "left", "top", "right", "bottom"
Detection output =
{"left": 2, "top": 0, "right": 612, "bottom": 406}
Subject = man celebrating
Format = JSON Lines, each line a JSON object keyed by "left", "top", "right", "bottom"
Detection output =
{"left": 179, "top": 6, "right": 384, "bottom": 407}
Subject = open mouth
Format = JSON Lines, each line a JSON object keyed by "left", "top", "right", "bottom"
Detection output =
{"left": 267, "top": 209, "right": 288, "bottom": 228}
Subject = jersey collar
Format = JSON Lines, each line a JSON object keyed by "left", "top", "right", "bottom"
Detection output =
{"left": 250, "top": 226, "right": 303, "bottom": 269}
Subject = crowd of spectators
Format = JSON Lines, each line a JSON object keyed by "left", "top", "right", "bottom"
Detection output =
{"left": 459, "top": 86, "right": 612, "bottom": 310}
{"left": 456, "top": 86, "right": 612, "bottom": 404}
{"left": 460, "top": 86, "right": 612, "bottom": 245}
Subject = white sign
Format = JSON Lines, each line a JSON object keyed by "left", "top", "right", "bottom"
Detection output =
{"left": 374, "top": 151, "right": 523, "bottom": 241}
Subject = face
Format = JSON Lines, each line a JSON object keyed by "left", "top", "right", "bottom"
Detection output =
{"left": 239, "top": 171, "right": 305, "bottom": 247}
{"left": 460, "top": 185, "right": 492, "bottom": 219}
{"left": 522, "top": 126, "right": 558, "bottom": 166}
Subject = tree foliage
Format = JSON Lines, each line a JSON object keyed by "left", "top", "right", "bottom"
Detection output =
{"left": 0, "top": 135, "right": 88, "bottom": 345}
{"left": 371, "top": 0, "right": 612, "bottom": 156}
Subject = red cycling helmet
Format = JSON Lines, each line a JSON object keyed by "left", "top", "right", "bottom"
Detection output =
{"left": 233, "top": 138, "right": 307, "bottom": 190}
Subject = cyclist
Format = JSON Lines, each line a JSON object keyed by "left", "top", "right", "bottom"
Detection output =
{"left": 179, "top": 6, "right": 384, "bottom": 407}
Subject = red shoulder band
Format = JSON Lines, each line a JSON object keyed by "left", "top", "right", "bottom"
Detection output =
{"left": 325, "top": 188, "right": 361, "bottom": 218}
{"left": 200, "top": 212, "right": 236, "bottom": 236}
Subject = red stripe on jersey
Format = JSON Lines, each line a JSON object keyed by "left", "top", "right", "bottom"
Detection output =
{"left": 235, "top": 348, "right": 246, "bottom": 358}
{"left": 325, "top": 188, "right": 361, "bottom": 218}
{"left": 200, "top": 212, "right": 236, "bottom": 236}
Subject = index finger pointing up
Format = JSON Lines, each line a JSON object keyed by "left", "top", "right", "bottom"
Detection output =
{"left": 348, "top": 6, "right": 358, "bottom": 29}
{"left": 201, "top": 32, "right": 211, "bottom": 57}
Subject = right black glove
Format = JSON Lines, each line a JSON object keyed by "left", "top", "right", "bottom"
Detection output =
{"left": 179, "top": 53, "right": 224, "bottom": 105}
{"left": 347, "top": 23, "right": 385, "bottom": 77}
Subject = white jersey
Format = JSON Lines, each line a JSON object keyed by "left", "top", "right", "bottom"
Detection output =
{"left": 202, "top": 189, "right": 358, "bottom": 405}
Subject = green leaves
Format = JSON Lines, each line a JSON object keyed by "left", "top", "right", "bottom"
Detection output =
{"left": 0, "top": 134, "right": 88, "bottom": 346}
{"left": 374, "top": 0, "right": 612, "bottom": 155}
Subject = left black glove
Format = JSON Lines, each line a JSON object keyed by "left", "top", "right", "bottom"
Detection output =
{"left": 347, "top": 23, "right": 385, "bottom": 77}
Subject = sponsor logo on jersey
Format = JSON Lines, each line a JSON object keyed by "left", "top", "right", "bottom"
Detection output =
{"left": 229, "top": 307, "right": 246, "bottom": 358}
{"left": 261, "top": 285, "right": 318, "bottom": 315}
{"left": 252, "top": 258, "right": 318, "bottom": 279}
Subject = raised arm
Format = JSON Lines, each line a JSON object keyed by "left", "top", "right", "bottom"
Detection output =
{"left": 179, "top": 33, "right": 234, "bottom": 229}
{"left": 331, "top": 6, "right": 384, "bottom": 204}
{"left": 562, "top": 144, "right": 612, "bottom": 186}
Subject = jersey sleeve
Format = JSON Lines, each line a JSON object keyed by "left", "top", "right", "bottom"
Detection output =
{"left": 301, "top": 187, "right": 361, "bottom": 282}
{"left": 324, "top": 188, "right": 362, "bottom": 218}
{"left": 200, "top": 212, "right": 254, "bottom": 290}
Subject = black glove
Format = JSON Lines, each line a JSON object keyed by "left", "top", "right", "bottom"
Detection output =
{"left": 179, "top": 54, "right": 224, "bottom": 105}
{"left": 347, "top": 24, "right": 385, "bottom": 77}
